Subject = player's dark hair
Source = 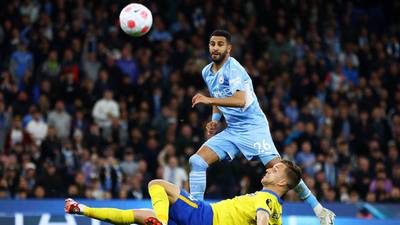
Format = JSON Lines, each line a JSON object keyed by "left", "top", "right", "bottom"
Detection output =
{"left": 210, "top": 29, "right": 232, "bottom": 43}
{"left": 281, "top": 160, "right": 302, "bottom": 190}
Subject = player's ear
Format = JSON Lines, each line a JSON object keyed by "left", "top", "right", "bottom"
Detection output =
{"left": 277, "top": 178, "right": 287, "bottom": 187}
{"left": 227, "top": 43, "right": 232, "bottom": 54}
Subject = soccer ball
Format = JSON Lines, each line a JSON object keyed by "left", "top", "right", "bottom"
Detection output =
{"left": 119, "top": 3, "right": 153, "bottom": 37}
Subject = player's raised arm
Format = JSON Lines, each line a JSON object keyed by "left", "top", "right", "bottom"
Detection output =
{"left": 192, "top": 91, "right": 245, "bottom": 108}
{"left": 256, "top": 210, "right": 270, "bottom": 225}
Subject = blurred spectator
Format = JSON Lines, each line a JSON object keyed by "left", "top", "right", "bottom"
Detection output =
{"left": 40, "top": 50, "right": 61, "bottom": 82}
{"left": 92, "top": 89, "right": 119, "bottom": 138}
{"left": 60, "top": 139, "right": 79, "bottom": 176}
{"left": 342, "top": 58, "right": 359, "bottom": 87}
{"left": 126, "top": 127, "right": 145, "bottom": 155}
{"left": 61, "top": 48, "right": 80, "bottom": 82}
{"left": 282, "top": 142, "right": 297, "bottom": 162}
{"left": 338, "top": 43, "right": 359, "bottom": 68}
{"left": 81, "top": 153, "right": 101, "bottom": 184}
{"left": 85, "top": 124, "right": 106, "bottom": 152}
{"left": 284, "top": 100, "right": 299, "bottom": 124}
{"left": 23, "top": 162, "right": 36, "bottom": 192}
{"left": 325, "top": 65, "right": 348, "bottom": 92}
{"left": 47, "top": 100, "right": 71, "bottom": 139}
{"left": 366, "top": 192, "right": 377, "bottom": 203}
{"left": 268, "top": 32, "right": 293, "bottom": 64}
{"left": 144, "top": 137, "right": 160, "bottom": 176}
{"left": 9, "top": 43, "right": 33, "bottom": 84}
{"left": 369, "top": 171, "right": 393, "bottom": 201}
{"left": 19, "top": 0, "right": 40, "bottom": 23}
{"left": 0, "top": 99, "right": 12, "bottom": 151}
{"left": 71, "top": 109, "right": 89, "bottom": 134}
{"left": 93, "top": 69, "right": 112, "bottom": 99}
{"left": 336, "top": 140, "right": 351, "bottom": 168}
{"left": 325, "top": 187, "right": 337, "bottom": 202}
{"left": 239, "top": 176, "right": 251, "bottom": 195}
{"left": 120, "top": 148, "right": 139, "bottom": 177}
{"left": 86, "top": 178, "right": 111, "bottom": 200}
{"left": 32, "top": 185, "right": 45, "bottom": 199}
{"left": 69, "top": 171, "right": 87, "bottom": 199}
{"left": 116, "top": 44, "right": 139, "bottom": 85}
{"left": 386, "top": 187, "right": 400, "bottom": 203}
{"left": 36, "top": 161, "right": 64, "bottom": 198}
{"left": 99, "top": 148, "right": 122, "bottom": 198}
{"left": 40, "top": 126, "right": 61, "bottom": 161}
{"left": 152, "top": 106, "right": 173, "bottom": 134}
{"left": 127, "top": 172, "right": 147, "bottom": 199}
{"left": 349, "top": 190, "right": 360, "bottom": 204}
{"left": 296, "top": 141, "right": 316, "bottom": 176}
{"left": 0, "top": 71, "right": 18, "bottom": 106}
{"left": 176, "top": 124, "right": 197, "bottom": 155}
{"left": 58, "top": 72, "right": 80, "bottom": 106}
{"left": 72, "top": 129, "right": 85, "bottom": 151}
{"left": 352, "top": 156, "right": 373, "bottom": 199}
{"left": 82, "top": 52, "right": 101, "bottom": 83}
{"left": 110, "top": 114, "right": 129, "bottom": 146}
{"left": 161, "top": 155, "right": 188, "bottom": 189}
{"left": 392, "top": 164, "right": 400, "bottom": 187}
{"left": 149, "top": 16, "right": 173, "bottom": 42}
{"left": 25, "top": 109, "right": 47, "bottom": 146}
{"left": 323, "top": 153, "right": 337, "bottom": 187}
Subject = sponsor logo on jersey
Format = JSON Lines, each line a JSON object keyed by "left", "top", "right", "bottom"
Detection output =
{"left": 266, "top": 199, "right": 273, "bottom": 210}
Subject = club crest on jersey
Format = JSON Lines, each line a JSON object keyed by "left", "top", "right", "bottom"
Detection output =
{"left": 266, "top": 199, "right": 273, "bottom": 210}
{"left": 218, "top": 75, "right": 224, "bottom": 84}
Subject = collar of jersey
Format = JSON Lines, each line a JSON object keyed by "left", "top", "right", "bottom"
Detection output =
{"left": 210, "top": 56, "right": 231, "bottom": 75}
{"left": 260, "top": 189, "right": 284, "bottom": 205}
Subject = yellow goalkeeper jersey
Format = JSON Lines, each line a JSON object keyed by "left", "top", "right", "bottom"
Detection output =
{"left": 210, "top": 189, "right": 283, "bottom": 225}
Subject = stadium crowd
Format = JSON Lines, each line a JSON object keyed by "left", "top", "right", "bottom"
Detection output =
{"left": 0, "top": 0, "right": 400, "bottom": 204}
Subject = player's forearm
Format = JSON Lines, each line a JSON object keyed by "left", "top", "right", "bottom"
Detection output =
{"left": 209, "top": 96, "right": 245, "bottom": 108}
{"left": 256, "top": 211, "right": 270, "bottom": 225}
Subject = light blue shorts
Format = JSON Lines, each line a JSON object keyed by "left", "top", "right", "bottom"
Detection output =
{"left": 202, "top": 126, "right": 280, "bottom": 165}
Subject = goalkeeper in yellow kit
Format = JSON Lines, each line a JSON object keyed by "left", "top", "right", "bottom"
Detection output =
{"left": 65, "top": 159, "right": 301, "bottom": 225}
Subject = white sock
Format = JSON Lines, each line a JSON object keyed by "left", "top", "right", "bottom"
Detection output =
{"left": 78, "top": 204, "right": 87, "bottom": 214}
{"left": 313, "top": 203, "right": 323, "bottom": 215}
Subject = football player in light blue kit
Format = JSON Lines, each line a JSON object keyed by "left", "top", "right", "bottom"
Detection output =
{"left": 190, "top": 30, "right": 335, "bottom": 225}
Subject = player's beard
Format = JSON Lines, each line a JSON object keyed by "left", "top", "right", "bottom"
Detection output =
{"left": 211, "top": 50, "right": 228, "bottom": 65}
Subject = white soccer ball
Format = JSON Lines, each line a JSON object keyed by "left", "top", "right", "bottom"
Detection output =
{"left": 119, "top": 3, "right": 153, "bottom": 37}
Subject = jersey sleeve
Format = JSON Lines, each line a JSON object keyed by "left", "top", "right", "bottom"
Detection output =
{"left": 201, "top": 68, "right": 206, "bottom": 82}
{"left": 254, "top": 193, "right": 274, "bottom": 216}
{"left": 201, "top": 64, "right": 213, "bottom": 97}
{"left": 201, "top": 64, "right": 211, "bottom": 82}
{"left": 227, "top": 67, "right": 245, "bottom": 94}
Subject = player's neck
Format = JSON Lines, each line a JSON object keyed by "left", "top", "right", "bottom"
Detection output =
{"left": 212, "top": 56, "right": 229, "bottom": 73}
{"left": 262, "top": 185, "right": 285, "bottom": 198}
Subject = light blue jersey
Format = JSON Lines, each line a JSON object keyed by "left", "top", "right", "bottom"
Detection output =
{"left": 202, "top": 57, "right": 268, "bottom": 131}
{"left": 201, "top": 57, "right": 279, "bottom": 164}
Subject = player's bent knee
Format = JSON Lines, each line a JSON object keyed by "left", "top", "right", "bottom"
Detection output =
{"left": 189, "top": 154, "right": 209, "bottom": 171}
{"left": 148, "top": 179, "right": 179, "bottom": 193}
{"left": 148, "top": 179, "right": 165, "bottom": 188}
